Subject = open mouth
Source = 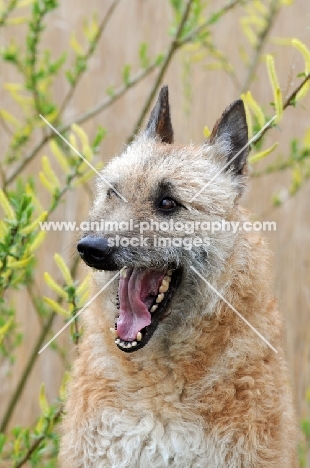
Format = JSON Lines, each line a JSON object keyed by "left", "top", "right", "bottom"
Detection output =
{"left": 110, "top": 267, "right": 181, "bottom": 353}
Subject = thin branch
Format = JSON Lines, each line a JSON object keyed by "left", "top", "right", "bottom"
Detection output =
{"left": 127, "top": 0, "right": 243, "bottom": 143}
{"left": 179, "top": 0, "right": 241, "bottom": 46}
{"left": 64, "top": 61, "right": 158, "bottom": 129}
{"left": 126, "top": 0, "right": 195, "bottom": 143}
{"left": 0, "top": 311, "right": 56, "bottom": 432}
{"left": 3, "top": 0, "right": 242, "bottom": 189}
{"left": 253, "top": 73, "right": 310, "bottom": 145}
{"left": 14, "top": 405, "right": 63, "bottom": 468}
{"left": 59, "top": 0, "right": 121, "bottom": 114}
{"left": 283, "top": 73, "right": 310, "bottom": 109}
{"left": 0, "top": 255, "right": 80, "bottom": 432}
{"left": 0, "top": 0, "right": 18, "bottom": 27}
{"left": 3, "top": 60, "right": 159, "bottom": 189}
{"left": 0, "top": 113, "right": 13, "bottom": 138}
{"left": 26, "top": 1, "right": 59, "bottom": 116}
{"left": 3, "top": 134, "right": 47, "bottom": 189}
{"left": 241, "top": 0, "right": 281, "bottom": 93}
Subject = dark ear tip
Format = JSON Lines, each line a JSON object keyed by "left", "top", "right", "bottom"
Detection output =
{"left": 224, "top": 98, "right": 245, "bottom": 114}
{"left": 144, "top": 84, "right": 173, "bottom": 144}
{"left": 208, "top": 97, "right": 249, "bottom": 181}
{"left": 158, "top": 85, "right": 169, "bottom": 101}
{"left": 234, "top": 99, "right": 245, "bottom": 111}
{"left": 219, "top": 99, "right": 247, "bottom": 130}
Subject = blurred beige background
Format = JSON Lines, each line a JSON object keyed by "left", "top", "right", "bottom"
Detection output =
{"left": 0, "top": 0, "right": 309, "bottom": 433}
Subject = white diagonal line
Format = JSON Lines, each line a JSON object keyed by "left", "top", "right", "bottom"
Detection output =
{"left": 39, "top": 114, "right": 128, "bottom": 203}
{"left": 190, "top": 115, "right": 277, "bottom": 202}
{"left": 190, "top": 266, "right": 278, "bottom": 354}
{"left": 38, "top": 268, "right": 125, "bottom": 354}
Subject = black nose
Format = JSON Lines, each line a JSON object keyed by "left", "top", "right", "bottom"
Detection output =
{"left": 77, "top": 236, "right": 116, "bottom": 270}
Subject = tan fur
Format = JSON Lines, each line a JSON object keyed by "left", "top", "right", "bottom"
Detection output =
{"left": 59, "top": 96, "right": 297, "bottom": 467}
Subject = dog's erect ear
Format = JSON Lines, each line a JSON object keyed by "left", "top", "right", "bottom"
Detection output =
{"left": 145, "top": 85, "right": 174, "bottom": 144}
{"left": 209, "top": 99, "right": 248, "bottom": 175}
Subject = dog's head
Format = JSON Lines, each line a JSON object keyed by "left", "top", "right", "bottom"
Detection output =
{"left": 78, "top": 86, "right": 249, "bottom": 353}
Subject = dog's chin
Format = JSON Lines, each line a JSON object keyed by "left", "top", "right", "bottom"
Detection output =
{"left": 92, "top": 265, "right": 182, "bottom": 353}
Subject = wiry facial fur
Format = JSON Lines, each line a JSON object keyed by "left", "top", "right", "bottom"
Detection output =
{"left": 59, "top": 93, "right": 297, "bottom": 468}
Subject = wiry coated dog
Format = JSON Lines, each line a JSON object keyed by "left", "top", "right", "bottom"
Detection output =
{"left": 59, "top": 86, "right": 297, "bottom": 467}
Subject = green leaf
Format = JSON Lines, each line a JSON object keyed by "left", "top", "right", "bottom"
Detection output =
{"left": 139, "top": 42, "right": 149, "bottom": 69}
{"left": 122, "top": 64, "right": 131, "bottom": 86}
{"left": 92, "top": 126, "right": 107, "bottom": 151}
{"left": 0, "top": 433, "right": 6, "bottom": 454}
{"left": 39, "top": 383, "right": 50, "bottom": 417}
{"left": 106, "top": 85, "right": 115, "bottom": 97}
{"left": 301, "top": 418, "right": 310, "bottom": 438}
{"left": 156, "top": 53, "right": 164, "bottom": 65}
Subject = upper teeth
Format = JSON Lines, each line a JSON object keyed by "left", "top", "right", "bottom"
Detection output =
{"left": 156, "top": 293, "right": 164, "bottom": 303}
{"left": 152, "top": 271, "right": 173, "bottom": 308}
{"left": 159, "top": 279, "right": 169, "bottom": 293}
{"left": 114, "top": 269, "right": 175, "bottom": 350}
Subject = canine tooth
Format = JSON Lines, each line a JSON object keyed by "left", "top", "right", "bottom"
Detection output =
{"left": 136, "top": 332, "right": 142, "bottom": 341}
{"left": 156, "top": 293, "right": 164, "bottom": 303}
{"left": 159, "top": 280, "right": 169, "bottom": 293}
{"left": 110, "top": 327, "right": 118, "bottom": 337}
{"left": 167, "top": 269, "right": 173, "bottom": 276}
{"left": 131, "top": 341, "right": 137, "bottom": 347}
{"left": 164, "top": 275, "right": 171, "bottom": 283}
{"left": 120, "top": 268, "right": 127, "bottom": 278}
{"left": 150, "top": 305, "right": 158, "bottom": 313}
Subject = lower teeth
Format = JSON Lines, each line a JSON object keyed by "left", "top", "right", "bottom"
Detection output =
{"left": 115, "top": 338, "right": 140, "bottom": 348}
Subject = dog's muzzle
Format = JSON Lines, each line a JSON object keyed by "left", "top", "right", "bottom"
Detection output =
{"left": 77, "top": 235, "right": 118, "bottom": 270}
{"left": 77, "top": 235, "right": 182, "bottom": 353}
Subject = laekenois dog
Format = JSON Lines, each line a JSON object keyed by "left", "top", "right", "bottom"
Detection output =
{"left": 59, "top": 86, "right": 297, "bottom": 467}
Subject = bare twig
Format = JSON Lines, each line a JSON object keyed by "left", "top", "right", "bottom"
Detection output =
{"left": 241, "top": 0, "right": 281, "bottom": 93}
{"left": 59, "top": 0, "right": 121, "bottom": 114}
{"left": 64, "top": 61, "right": 158, "bottom": 129}
{"left": 179, "top": 0, "right": 241, "bottom": 46}
{"left": 283, "top": 73, "right": 310, "bottom": 109}
{"left": 126, "top": 0, "right": 195, "bottom": 143}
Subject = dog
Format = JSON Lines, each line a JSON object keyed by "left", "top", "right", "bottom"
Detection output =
{"left": 59, "top": 86, "right": 297, "bottom": 467}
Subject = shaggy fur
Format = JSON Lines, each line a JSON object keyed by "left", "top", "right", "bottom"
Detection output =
{"left": 59, "top": 87, "right": 297, "bottom": 467}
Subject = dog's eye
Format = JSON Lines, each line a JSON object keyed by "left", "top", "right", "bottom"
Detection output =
{"left": 158, "top": 197, "right": 177, "bottom": 211}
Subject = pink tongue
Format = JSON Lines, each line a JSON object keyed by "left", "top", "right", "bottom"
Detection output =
{"left": 117, "top": 269, "right": 165, "bottom": 341}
